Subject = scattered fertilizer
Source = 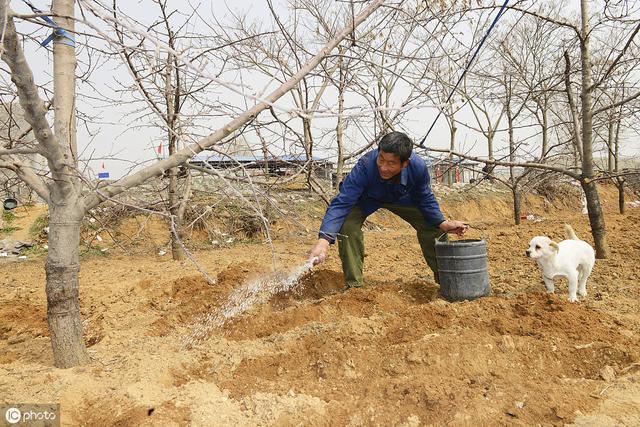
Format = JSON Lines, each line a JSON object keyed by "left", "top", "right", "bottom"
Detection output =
{"left": 183, "top": 257, "right": 317, "bottom": 348}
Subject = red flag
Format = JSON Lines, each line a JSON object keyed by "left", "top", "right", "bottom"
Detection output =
{"left": 157, "top": 142, "right": 163, "bottom": 154}
{"left": 101, "top": 162, "right": 105, "bottom": 169}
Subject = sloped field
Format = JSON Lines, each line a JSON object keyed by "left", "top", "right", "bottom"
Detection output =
{"left": 1, "top": 187, "right": 639, "bottom": 426}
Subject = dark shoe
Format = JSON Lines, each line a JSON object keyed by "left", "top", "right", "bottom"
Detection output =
{"left": 344, "top": 281, "right": 364, "bottom": 290}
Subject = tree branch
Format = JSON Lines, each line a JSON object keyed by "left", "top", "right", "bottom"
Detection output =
{"left": 588, "top": 21, "right": 640, "bottom": 92}
{"left": 0, "top": 148, "right": 41, "bottom": 156}
{"left": 508, "top": 5, "right": 580, "bottom": 38}
{"left": 563, "top": 50, "right": 583, "bottom": 160}
{"left": 593, "top": 88, "right": 640, "bottom": 116}
{"left": 82, "top": 0, "right": 386, "bottom": 209}
{"left": 0, "top": 6, "right": 65, "bottom": 172}
{"left": 422, "top": 146, "right": 582, "bottom": 180}
{"left": 0, "top": 157, "right": 50, "bottom": 202}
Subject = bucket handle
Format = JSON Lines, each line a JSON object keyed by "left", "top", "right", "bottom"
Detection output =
{"left": 435, "top": 223, "right": 486, "bottom": 243}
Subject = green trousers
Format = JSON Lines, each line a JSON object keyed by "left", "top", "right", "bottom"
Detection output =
{"left": 337, "top": 204, "right": 446, "bottom": 287}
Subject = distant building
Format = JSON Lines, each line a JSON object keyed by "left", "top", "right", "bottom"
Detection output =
{"left": 428, "top": 158, "right": 480, "bottom": 185}
{"left": 189, "top": 151, "right": 334, "bottom": 180}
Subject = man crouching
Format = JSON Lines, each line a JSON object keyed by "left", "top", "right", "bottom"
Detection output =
{"left": 308, "top": 131, "right": 468, "bottom": 288}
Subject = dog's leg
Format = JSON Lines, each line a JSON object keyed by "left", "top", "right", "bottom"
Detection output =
{"left": 543, "top": 276, "right": 555, "bottom": 294}
{"left": 567, "top": 271, "right": 579, "bottom": 302}
{"left": 578, "top": 263, "right": 592, "bottom": 297}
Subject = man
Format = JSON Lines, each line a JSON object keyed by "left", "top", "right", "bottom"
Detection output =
{"left": 308, "top": 131, "right": 468, "bottom": 288}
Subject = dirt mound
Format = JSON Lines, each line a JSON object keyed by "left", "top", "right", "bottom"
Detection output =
{"left": 0, "top": 299, "right": 47, "bottom": 364}
{"left": 147, "top": 262, "right": 268, "bottom": 337}
{"left": 2, "top": 188, "right": 640, "bottom": 425}
{"left": 269, "top": 268, "right": 344, "bottom": 309}
{"left": 77, "top": 397, "right": 191, "bottom": 427}
{"left": 213, "top": 290, "right": 638, "bottom": 426}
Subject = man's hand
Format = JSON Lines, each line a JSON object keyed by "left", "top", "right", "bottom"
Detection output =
{"left": 308, "top": 238, "right": 330, "bottom": 265}
{"left": 439, "top": 220, "right": 469, "bottom": 236}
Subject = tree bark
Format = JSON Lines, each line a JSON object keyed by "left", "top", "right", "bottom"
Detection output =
{"left": 43, "top": 0, "right": 90, "bottom": 367}
{"left": 46, "top": 203, "right": 88, "bottom": 367}
{"left": 564, "top": 51, "right": 583, "bottom": 166}
{"left": 303, "top": 117, "right": 314, "bottom": 192}
{"left": 506, "top": 76, "right": 518, "bottom": 224}
{"left": 618, "top": 180, "right": 625, "bottom": 215}
{"left": 540, "top": 103, "right": 548, "bottom": 161}
{"left": 579, "top": 0, "right": 609, "bottom": 258}
{"left": 168, "top": 166, "right": 184, "bottom": 260}
{"left": 335, "top": 53, "right": 345, "bottom": 192}
{"left": 164, "top": 51, "right": 184, "bottom": 261}
{"left": 607, "top": 112, "right": 615, "bottom": 174}
{"left": 512, "top": 186, "right": 521, "bottom": 226}
{"left": 614, "top": 108, "right": 625, "bottom": 215}
{"left": 448, "top": 115, "right": 456, "bottom": 187}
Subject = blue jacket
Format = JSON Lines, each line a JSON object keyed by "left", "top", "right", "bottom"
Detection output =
{"left": 319, "top": 149, "right": 445, "bottom": 243}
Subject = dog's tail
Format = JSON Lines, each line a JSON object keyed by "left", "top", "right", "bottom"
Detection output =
{"left": 564, "top": 224, "right": 579, "bottom": 240}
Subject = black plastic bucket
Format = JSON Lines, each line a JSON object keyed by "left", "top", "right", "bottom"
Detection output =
{"left": 435, "top": 236, "right": 491, "bottom": 301}
{"left": 3, "top": 198, "right": 17, "bottom": 210}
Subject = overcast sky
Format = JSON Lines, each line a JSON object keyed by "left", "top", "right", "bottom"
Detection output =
{"left": 9, "top": 0, "right": 640, "bottom": 179}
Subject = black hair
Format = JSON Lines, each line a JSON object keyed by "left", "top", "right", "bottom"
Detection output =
{"left": 378, "top": 131, "right": 413, "bottom": 162}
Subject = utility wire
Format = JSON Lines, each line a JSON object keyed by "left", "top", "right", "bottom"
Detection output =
{"left": 418, "top": 0, "right": 510, "bottom": 147}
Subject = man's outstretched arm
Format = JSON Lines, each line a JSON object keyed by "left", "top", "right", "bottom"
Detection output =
{"left": 411, "top": 164, "right": 468, "bottom": 235}
{"left": 309, "top": 157, "right": 369, "bottom": 264}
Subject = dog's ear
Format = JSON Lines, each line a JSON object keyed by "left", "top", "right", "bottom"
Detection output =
{"left": 550, "top": 241, "right": 560, "bottom": 252}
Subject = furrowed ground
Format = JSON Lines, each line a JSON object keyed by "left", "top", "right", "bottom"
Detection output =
{"left": 1, "top": 183, "right": 639, "bottom": 426}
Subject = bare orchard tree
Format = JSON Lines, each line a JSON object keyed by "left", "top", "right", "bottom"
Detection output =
{"left": 111, "top": 0, "right": 227, "bottom": 260}
{"left": 510, "top": 0, "right": 640, "bottom": 258}
{"left": 0, "top": 0, "right": 385, "bottom": 367}
{"left": 425, "top": 50, "right": 469, "bottom": 187}
{"left": 496, "top": 3, "right": 566, "bottom": 163}
{"left": 591, "top": 33, "right": 640, "bottom": 215}
{"left": 345, "top": 0, "right": 463, "bottom": 156}
{"left": 212, "top": 0, "right": 347, "bottom": 195}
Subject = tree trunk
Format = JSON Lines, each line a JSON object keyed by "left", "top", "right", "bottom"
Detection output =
{"left": 607, "top": 113, "right": 615, "bottom": 173}
{"left": 45, "top": 0, "right": 89, "bottom": 368}
{"left": 335, "top": 54, "right": 345, "bottom": 192}
{"left": 512, "top": 187, "right": 521, "bottom": 225}
{"left": 579, "top": 0, "right": 609, "bottom": 259}
{"left": 617, "top": 180, "right": 625, "bottom": 215}
{"left": 448, "top": 118, "right": 456, "bottom": 188}
{"left": 506, "top": 78, "right": 518, "bottom": 224}
{"left": 168, "top": 165, "right": 184, "bottom": 260}
{"left": 167, "top": 136, "right": 184, "bottom": 260}
{"left": 53, "top": 4, "right": 77, "bottom": 162}
{"left": 303, "top": 117, "right": 314, "bottom": 192}
{"left": 563, "top": 51, "right": 583, "bottom": 167}
{"left": 540, "top": 103, "right": 548, "bottom": 161}
{"left": 163, "top": 50, "right": 184, "bottom": 261}
{"left": 46, "top": 203, "right": 88, "bottom": 367}
{"left": 614, "top": 107, "right": 624, "bottom": 215}
{"left": 581, "top": 180, "right": 608, "bottom": 255}
{"left": 486, "top": 132, "right": 494, "bottom": 181}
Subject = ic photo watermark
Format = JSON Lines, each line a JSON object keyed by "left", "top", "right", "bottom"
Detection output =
{"left": 2, "top": 404, "right": 59, "bottom": 427}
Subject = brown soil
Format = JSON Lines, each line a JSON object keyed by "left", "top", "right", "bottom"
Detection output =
{"left": 1, "top": 184, "right": 639, "bottom": 426}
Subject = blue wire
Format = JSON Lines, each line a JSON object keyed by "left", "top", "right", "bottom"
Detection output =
{"left": 418, "top": 0, "right": 509, "bottom": 147}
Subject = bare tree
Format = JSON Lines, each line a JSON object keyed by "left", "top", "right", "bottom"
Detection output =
{"left": 0, "top": 0, "right": 385, "bottom": 367}
{"left": 111, "top": 0, "right": 224, "bottom": 260}
{"left": 507, "top": 0, "right": 640, "bottom": 258}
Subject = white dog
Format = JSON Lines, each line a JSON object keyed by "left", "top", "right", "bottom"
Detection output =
{"left": 526, "top": 224, "right": 595, "bottom": 302}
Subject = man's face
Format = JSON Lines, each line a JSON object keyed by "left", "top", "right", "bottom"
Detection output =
{"left": 376, "top": 150, "right": 409, "bottom": 180}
